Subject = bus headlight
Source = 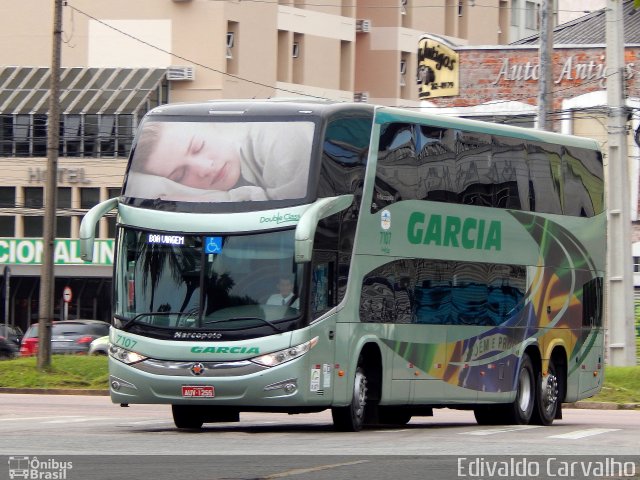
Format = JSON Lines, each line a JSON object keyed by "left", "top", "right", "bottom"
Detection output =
{"left": 109, "top": 344, "right": 148, "bottom": 365}
{"left": 251, "top": 336, "right": 318, "bottom": 367}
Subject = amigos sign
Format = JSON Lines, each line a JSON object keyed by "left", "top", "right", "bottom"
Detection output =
{"left": 417, "top": 35, "right": 460, "bottom": 99}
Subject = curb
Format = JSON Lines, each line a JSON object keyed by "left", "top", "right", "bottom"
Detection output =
{"left": 563, "top": 401, "right": 640, "bottom": 410}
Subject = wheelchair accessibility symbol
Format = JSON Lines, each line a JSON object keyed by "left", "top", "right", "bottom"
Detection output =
{"left": 204, "top": 236, "right": 223, "bottom": 254}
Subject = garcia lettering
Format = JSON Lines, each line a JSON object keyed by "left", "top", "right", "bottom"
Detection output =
{"left": 407, "top": 212, "right": 501, "bottom": 251}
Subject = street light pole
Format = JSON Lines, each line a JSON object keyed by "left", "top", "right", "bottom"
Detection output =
{"left": 37, "top": 0, "right": 63, "bottom": 370}
{"left": 605, "top": 0, "right": 636, "bottom": 365}
{"left": 538, "top": 0, "right": 554, "bottom": 131}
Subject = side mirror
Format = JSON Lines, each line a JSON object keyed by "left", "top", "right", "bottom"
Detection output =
{"left": 294, "top": 195, "right": 354, "bottom": 263}
{"left": 79, "top": 198, "right": 119, "bottom": 261}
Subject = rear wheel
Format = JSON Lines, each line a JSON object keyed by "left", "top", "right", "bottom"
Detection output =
{"left": 474, "top": 354, "right": 536, "bottom": 425}
{"left": 504, "top": 353, "right": 536, "bottom": 424}
{"left": 531, "top": 358, "right": 560, "bottom": 425}
{"left": 332, "top": 366, "right": 368, "bottom": 431}
{"left": 172, "top": 405, "right": 204, "bottom": 429}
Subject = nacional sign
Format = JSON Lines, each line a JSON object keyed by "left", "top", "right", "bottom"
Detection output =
{"left": 417, "top": 35, "right": 460, "bottom": 99}
{"left": 0, "top": 238, "right": 114, "bottom": 265}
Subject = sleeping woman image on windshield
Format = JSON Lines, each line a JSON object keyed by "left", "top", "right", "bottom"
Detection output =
{"left": 124, "top": 120, "right": 314, "bottom": 202}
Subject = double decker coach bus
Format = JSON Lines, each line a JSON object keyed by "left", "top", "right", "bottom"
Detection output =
{"left": 80, "top": 100, "right": 605, "bottom": 431}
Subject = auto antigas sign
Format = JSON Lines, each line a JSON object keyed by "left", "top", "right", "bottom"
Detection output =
{"left": 0, "top": 238, "right": 114, "bottom": 265}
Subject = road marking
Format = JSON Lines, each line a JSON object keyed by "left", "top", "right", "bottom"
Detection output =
{"left": 548, "top": 428, "right": 621, "bottom": 439}
{"left": 0, "top": 415, "right": 86, "bottom": 422}
{"left": 44, "top": 417, "right": 112, "bottom": 424}
{"left": 460, "top": 425, "right": 542, "bottom": 436}
{"left": 262, "top": 460, "right": 369, "bottom": 479}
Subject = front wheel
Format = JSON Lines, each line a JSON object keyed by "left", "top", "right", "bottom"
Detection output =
{"left": 531, "top": 359, "right": 560, "bottom": 425}
{"left": 332, "top": 366, "right": 368, "bottom": 431}
{"left": 172, "top": 405, "right": 204, "bottom": 429}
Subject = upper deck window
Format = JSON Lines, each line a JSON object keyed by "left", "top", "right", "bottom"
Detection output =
{"left": 124, "top": 120, "right": 315, "bottom": 203}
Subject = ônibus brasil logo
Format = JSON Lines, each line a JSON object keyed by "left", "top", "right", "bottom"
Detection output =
{"left": 8, "top": 456, "right": 73, "bottom": 479}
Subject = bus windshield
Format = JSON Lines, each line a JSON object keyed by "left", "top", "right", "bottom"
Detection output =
{"left": 115, "top": 228, "right": 303, "bottom": 334}
{"left": 123, "top": 119, "right": 315, "bottom": 203}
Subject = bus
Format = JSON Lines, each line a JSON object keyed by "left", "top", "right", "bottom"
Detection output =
{"left": 80, "top": 100, "right": 605, "bottom": 431}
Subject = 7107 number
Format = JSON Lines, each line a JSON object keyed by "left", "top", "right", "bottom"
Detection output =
{"left": 115, "top": 335, "right": 137, "bottom": 349}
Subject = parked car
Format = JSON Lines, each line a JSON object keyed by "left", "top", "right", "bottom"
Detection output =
{"left": 0, "top": 325, "right": 23, "bottom": 346}
{"left": 0, "top": 336, "right": 18, "bottom": 359}
{"left": 19, "top": 320, "right": 110, "bottom": 356}
{"left": 88, "top": 335, "right": 110, "bottom": 355}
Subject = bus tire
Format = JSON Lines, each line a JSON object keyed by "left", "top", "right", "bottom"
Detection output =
{"left": 172, "top": 405, "right": 204, "bottom": 429}
{"left": 531, "top": 358, "right": 560, "bottom": 426}
{"left": 503, "top": 353, "right": 536, "bottom": 424}
{"left": 378, "top": 407, "right": 412, "bottom": 426}
{"left": 332, "top": 366, "right": 368, "bottom": 432}
{"left": 473, "top": 405, "right": 501, "bottom": 425}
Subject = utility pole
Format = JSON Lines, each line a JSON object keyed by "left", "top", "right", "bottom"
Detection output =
{"left": 605, "top": 0, "right": 636, "bottom": 365}
{"left": 538, "top": 0, "right": 554, "bottom": 131}
{"left": 37, "top": 0, "right": 63, "bottom": 370}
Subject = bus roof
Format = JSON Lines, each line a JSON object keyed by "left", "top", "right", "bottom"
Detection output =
{"left": 374, "top": 105, "right": 601, "bottom": 151}
{"left": 143, "top": 99, "right": 600, "bottom": 151}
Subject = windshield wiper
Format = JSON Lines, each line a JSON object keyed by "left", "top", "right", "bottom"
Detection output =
{"left": 204, "top": 316, "right": 284, "bottom": 333}
{"left": 115, "top": 311, "right": 194, "bottom": 331}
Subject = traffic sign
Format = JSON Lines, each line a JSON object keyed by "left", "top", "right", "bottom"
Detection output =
{"left": 63, "top": 286, "right": 72, "bottom": 303}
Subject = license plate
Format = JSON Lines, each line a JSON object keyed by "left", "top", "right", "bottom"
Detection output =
{"left": 182, "top": 386, "right": 214, "bottom": 398}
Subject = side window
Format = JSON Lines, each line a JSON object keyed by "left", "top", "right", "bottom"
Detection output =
{"left": 311, "top": 252, "right": 337, "bottom": 319}
{"left": 372, "top": 123, "right": 416, "bottom": 212}
{"left": 318, "top": 116, "right": 371, "bottom": 199}
{"left": 527, "top": 141, "right": 563, "bottom": 215}
{"left": 415, "top": 125, "right": 457, "bottom": 203}
{"left": 359, "top": 263, "right": 395, "bottom": 323}
{"left": 582, "top": 277, "right": 603, "bottom": 327}
{"left": 562, "top": 147, "right": 604, "bottom": 217}
{"left": 361, "top": 259, "right": 526, "bottom": 326}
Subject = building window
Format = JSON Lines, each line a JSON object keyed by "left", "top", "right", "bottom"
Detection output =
{"left": 0, "top": 186, "right": 15, "bottom": 208}
{"left": 23, "top": 187, "right": 43, "bottom": 209}
{"left": 0, "top": 113, "right": 138, "bottom": 159}
{"left": 80, "top": 188, "right": 100, "bottom": 209}
{"left": 23, "top": 216, "right": 43, "bottom": 237}
{"left": 0, "top": 216, "right": 14, "bottom": 236}
{"left": 57, "top": 187, "right": 71, "bottom": 209}
{"left": 634, "top": 256, "right": 640, "bottom": 273}
{"left": 56, "top": 216, "right": 71, "bottom": 238}
{"left": 511, "top": 0, "right": 519, "bottom": 26}
{"left": 525, "top": 1, "right": 539, "bottom": 30}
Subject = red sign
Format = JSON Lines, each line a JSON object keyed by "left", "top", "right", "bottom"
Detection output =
{"left": 182, "top": 386, "right": 214, "bottom": 398}
{"left": 62, "top": 286, "right": 72, "bottom": 303}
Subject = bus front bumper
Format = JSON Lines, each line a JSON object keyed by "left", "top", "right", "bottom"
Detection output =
{"left": 108, "top": 356, "right": 323, "bottom": 407}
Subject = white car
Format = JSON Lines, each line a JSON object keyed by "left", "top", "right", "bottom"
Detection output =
{"left": 88, "top": 335, "right": 110, "bottom": 355}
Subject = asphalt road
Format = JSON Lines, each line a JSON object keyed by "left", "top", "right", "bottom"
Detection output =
{"left": 0, "top": 394, "right": 638, "bottom": 480}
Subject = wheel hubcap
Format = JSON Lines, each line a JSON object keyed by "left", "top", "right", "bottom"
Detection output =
{"left": 542, "top": 373, "right": 558, "bottom": 413}
{"left": 353, "top": 371, "right": 367, "bottom": 419}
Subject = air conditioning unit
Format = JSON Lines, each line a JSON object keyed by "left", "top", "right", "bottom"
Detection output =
{"left": 166, "top": 66, "right": 195, "bottom": 81}
{"left": 354, "top": 91, "right": 369, "bottom": 103}
{"left": 356, "top": 19, "right": 372, "bottom": 33}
